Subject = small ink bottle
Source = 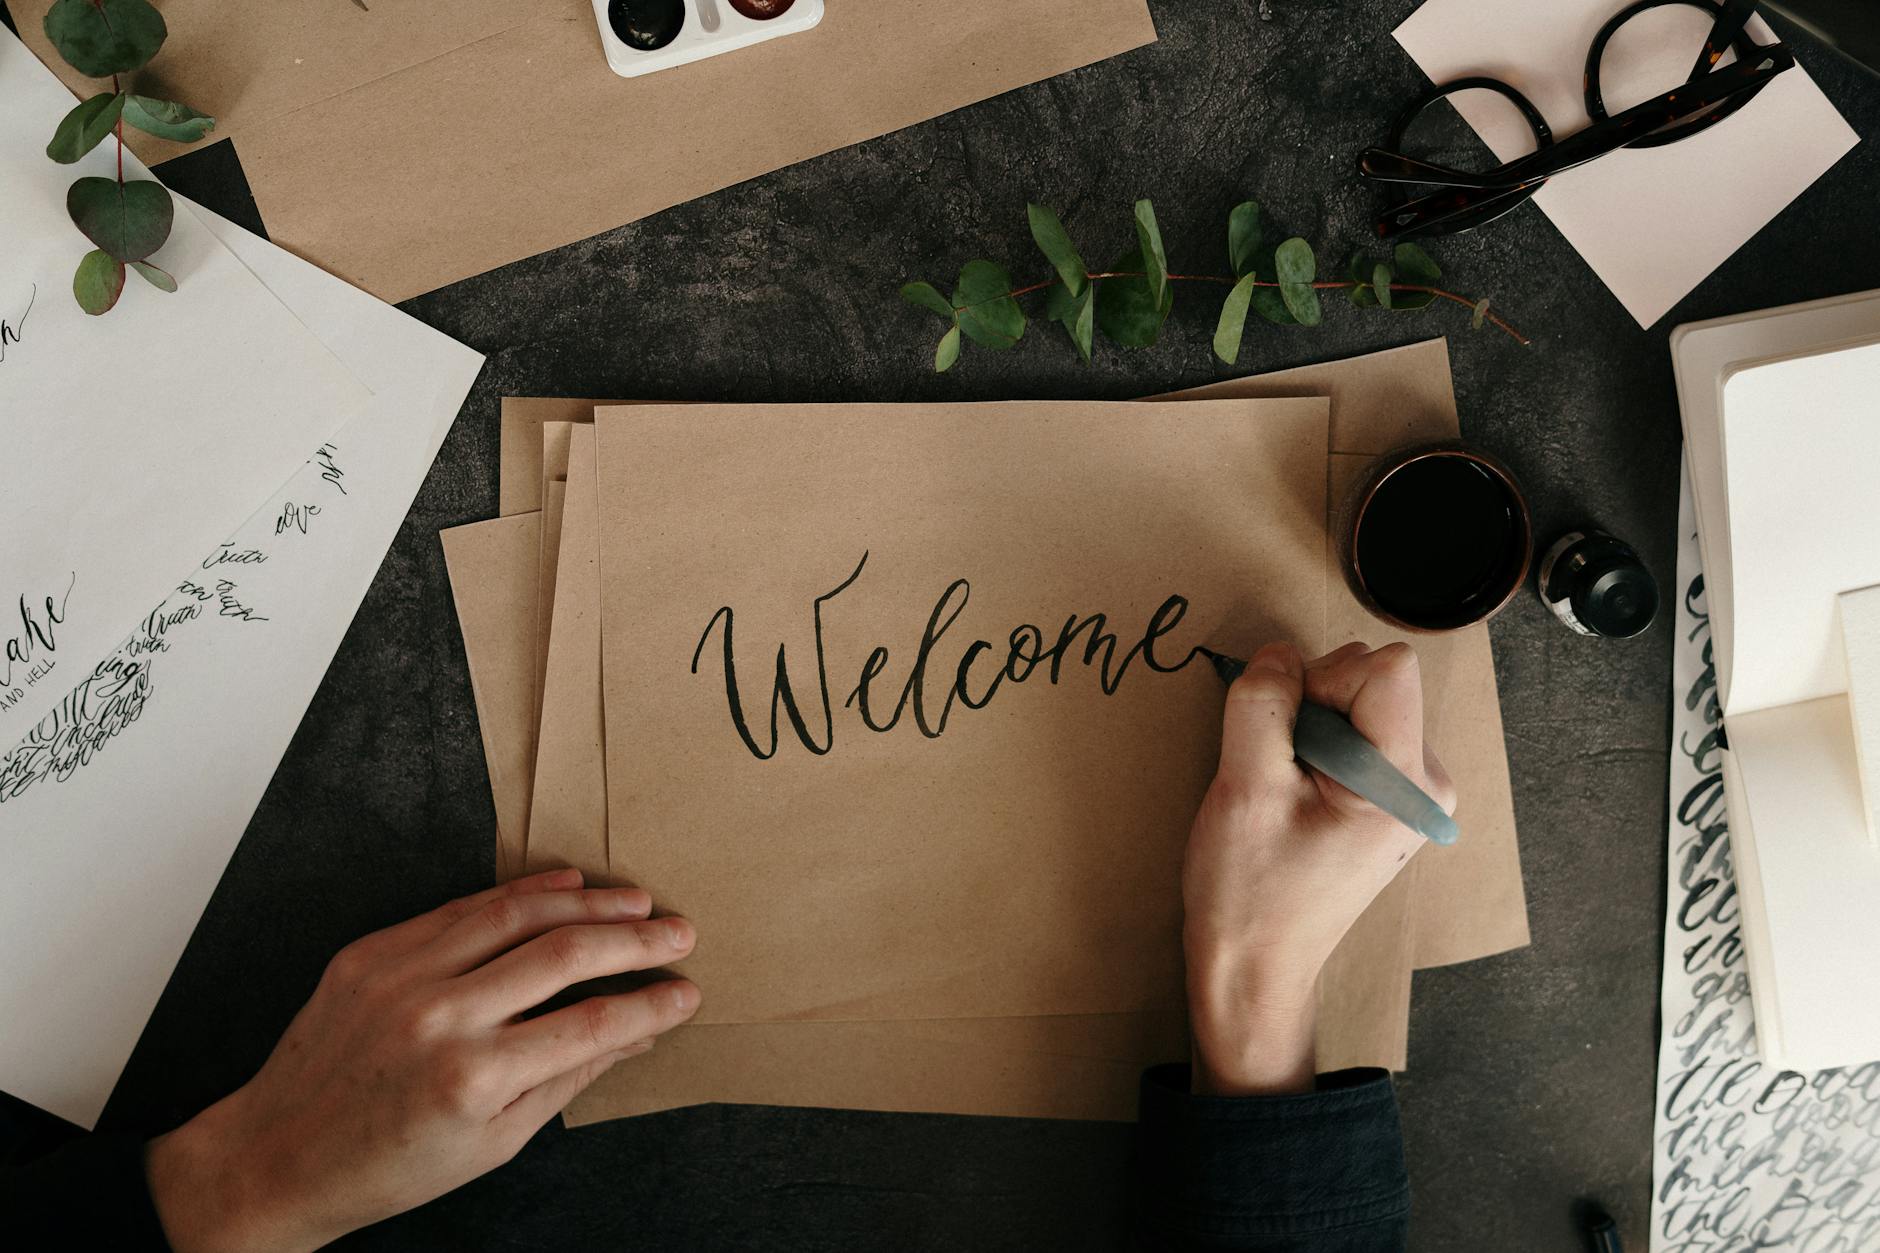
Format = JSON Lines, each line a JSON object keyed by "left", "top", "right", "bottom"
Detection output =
{"left": 1538, "top": 529, "right": 1659, "bottom": 638}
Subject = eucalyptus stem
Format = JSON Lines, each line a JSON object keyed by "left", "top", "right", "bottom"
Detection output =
{"left": 901, "top": 198, "right": 1530, "bottom": 372}
{"left": 965, "top": 271, "right": 1528, "bottom": 345}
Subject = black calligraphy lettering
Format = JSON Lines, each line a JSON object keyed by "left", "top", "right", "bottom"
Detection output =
{"left": 711, "top": 553, "right": 1203, "bottom": 761}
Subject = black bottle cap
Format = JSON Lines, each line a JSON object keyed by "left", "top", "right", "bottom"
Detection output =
{"left": 1573, "top": 554, "right": 1659, "bottom": 638}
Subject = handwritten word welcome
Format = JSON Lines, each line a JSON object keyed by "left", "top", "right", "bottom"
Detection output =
{"left": 691, "top": 553, "right": 1202, "bottom": 761}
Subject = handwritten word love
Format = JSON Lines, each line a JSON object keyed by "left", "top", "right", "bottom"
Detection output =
{"left": 692, "top": 553, "right": 1202, "bottom": 761}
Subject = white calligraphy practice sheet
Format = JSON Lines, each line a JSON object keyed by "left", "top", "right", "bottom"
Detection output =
{"left": 0, "top": 30, "right": 372, "bottom": 743}
{"left": 1652, "top": 463, "right": 1880, "bottom": 1251}
{"left": 0, "top": 201, "right": 483, "bottom": 1128}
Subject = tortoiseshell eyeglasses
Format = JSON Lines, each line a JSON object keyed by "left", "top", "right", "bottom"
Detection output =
{"left": 1360, "top": 0, "right": 1795, "bottom": 239}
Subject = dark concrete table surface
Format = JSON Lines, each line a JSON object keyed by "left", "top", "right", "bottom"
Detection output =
{"left": 5, "top": 2, "right": 1879, "bottom": 1249}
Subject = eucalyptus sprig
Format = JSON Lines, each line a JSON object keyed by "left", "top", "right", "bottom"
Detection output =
{"left": 41, "top": 0, "right": 216, "bottom": 315}
{"left": 901, "top": 200, "right": 1528, "bottom": 372}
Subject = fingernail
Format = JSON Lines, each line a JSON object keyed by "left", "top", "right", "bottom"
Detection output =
{"left": 661, "top": 917, "right": 695, "bottom": 950}
{"left": 605, "top": 888, "right": 652, "bottom": 918}
{"left": 543, "top": 868, "right": 582, "bottom": 889}
{"left": 1250, "top": 642, "right": 1302, "bottom": 679}
{"left": 667, "top": 980, "right": 699, "bottom": 1013}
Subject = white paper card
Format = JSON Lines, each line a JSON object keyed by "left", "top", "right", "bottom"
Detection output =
{"left": 1720, "top": 339, "right": 1880, "bottom": 715}
{"left": 1394, "top": 0, "right": 1857, "bottom": 327}
{"left": 0, "top": 30, "right": 371, "bottom": 742}
{"left": 0, "top": 200, "right": 483, "bottom": 1128}
{"left": 1653, "top": 465, "right": 1880, "bottom": 1250}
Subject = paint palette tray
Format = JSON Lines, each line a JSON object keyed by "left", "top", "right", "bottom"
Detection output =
{"left": 592, "top": 0, "right": 825, "bottom": 79}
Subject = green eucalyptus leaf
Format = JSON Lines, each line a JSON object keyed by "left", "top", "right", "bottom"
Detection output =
{"left": 1027, "top": 203, "right": 1086, "bottom": 298}
{"left": 121, "top": 95, "right": 216, "bottom": 144}
{"left": 934, "top": 325, "right": 961, "bottom": 372}
{"left": 67, "top": 176, "right": 173, "bottom": 262}
{"left": 1389, "top": 241, "right": 1439, "bottom": 310}
{"left": 72, "top": 248, "right": 126, "bottom": 315}
{"left": 899, "top": 281, "right": 953, "bottom": 320}
{"left": 1043, "top": 278, "right": 1077, "bottom": 323}
{"left": 1393, "top": 242, "right": 1441, "bottom": 283}
{"left": 1095, "top": 245, "right": 1173, "bottom": 348}
{"left": 950, "top": 259, "right": 1025, "bottom": 350}
{"left": 1251, "top": 285, "right": 1296, "bottom": 325}
{"left": 130, "top": 259, "right": 176, "bottom": 292}
{"left": 1133, "top": 199, "right": 1168, "bottom": 310}
{"left": 43, "top": 0, "right": 167, "bottom": 77}
{"left": 1472, "top": 297, "right": 1492, "bottom": 331}
{"left": 1372, "top": 262, "right": 1393, "bottom": 310}
{"left": 1227, "top": 202, "right": 1262, "bottom": 278}
{"left": 1274, "top": 237, "right": 1321, "bottom": 327}
{"left": 1069, "top": 284, "right": 1095, "bottom": 363}
{"left": 46, "top": 92, "right": 124, "bottom": 164}
{"left": 1213, "top": 273, "right": 1257, "bottom": 365}
{"left": 1346, "top": 251, "right": 1378, "bottom": 307}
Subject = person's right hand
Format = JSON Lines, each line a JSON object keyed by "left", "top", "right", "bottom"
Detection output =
{"left": 1182, "top": 641, "right": 1455, "bottom": 1097}
{"left": 143, "top": 867, "right": 699, "bottom": 1253}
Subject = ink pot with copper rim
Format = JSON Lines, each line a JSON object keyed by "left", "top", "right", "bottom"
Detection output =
{"left": 1338, "top": 443, "right": 1533, "bottom": 633}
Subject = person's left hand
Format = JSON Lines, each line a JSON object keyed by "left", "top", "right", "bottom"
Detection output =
{"left": 143, "top": 867, "right": 698, "bottom": 1253}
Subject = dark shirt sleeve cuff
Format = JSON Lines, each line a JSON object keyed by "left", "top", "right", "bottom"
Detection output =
{"left": 1134, "top": 1064, "right": 1409, "bottom": 1252}
{"left": 0, "top": 1131, "right": 171, "bottom": 1250}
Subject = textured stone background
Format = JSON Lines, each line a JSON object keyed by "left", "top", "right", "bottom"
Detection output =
{"left": 4, "top": 1, "right": 1879, "bottom": 1248}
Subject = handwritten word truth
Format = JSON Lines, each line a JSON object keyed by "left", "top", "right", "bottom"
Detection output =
{"left": 1, "top": 573, "right": 76, "bottom": 690}
{"left": 177, "top": 579, "right": 269, "bottom": 624}
{"left": 0, "top": 284, "right": 35, "bottom": 365}
{"left": 691, "top": 552, "right": 1202, "bottom": 761}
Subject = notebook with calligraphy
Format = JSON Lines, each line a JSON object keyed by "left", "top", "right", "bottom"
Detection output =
{"left": 1672, "top": 289, "right": 1880, "bottom": 1071}
{"left": 1651, "top": 460, "right": 1880, "bottom": 1249}
{"left": 0, "top": 29, "right": 370, "bottom": 746}
{"left": 591, "top": 399, "right": 1330, "bottom": 1025}
{"left": 0, "top": 200, "right": 483, "bottom": 1129}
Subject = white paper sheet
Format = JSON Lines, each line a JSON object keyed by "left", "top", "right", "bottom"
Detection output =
{"left": 1393, "top": 0, "right": 1857, "bottom": 328}
{"left": 0, "top": 201, "right": 483, "bottom": 1128}
{"left": 0, "top": 31, "right": 372, "bottom": 742}
{"left": 1652, "top": 465, "right": 1880, "bottom": 1249}
{"left": 1669, "top": 289, "right": 1880, "bottom": 714}
{"left": 1721, "top": 339, "right": 1880, "bottom": 715}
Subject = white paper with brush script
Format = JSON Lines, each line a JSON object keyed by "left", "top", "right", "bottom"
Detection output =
{"left": 1394, "top": 0, "right": 1857, "bottom": 327}
{"left": 1652, "top": 464, "right": 1880, "bottom": 1251}
{"left": 0, "top": 200, "right": 482, "bottom": 1128}
{"left": 0, "top": 30, "right": 371, "bottom": 744}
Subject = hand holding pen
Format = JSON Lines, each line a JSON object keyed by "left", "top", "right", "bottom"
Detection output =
{"left": 1182, "top": 641, "right": 1457, "bottom": 1097}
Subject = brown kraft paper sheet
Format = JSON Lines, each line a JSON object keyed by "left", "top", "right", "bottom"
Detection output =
{"left": 593, "top": 399, "right": 1331, "bottom": 1025}
{"left": 18, "top": 1, "right": 1159, "bottom": 302}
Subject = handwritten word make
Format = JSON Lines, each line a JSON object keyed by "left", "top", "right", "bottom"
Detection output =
{"left": 691, "top": 552, "right": 1204, "bottom": 761}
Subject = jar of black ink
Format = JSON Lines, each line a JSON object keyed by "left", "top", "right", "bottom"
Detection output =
{"left": 1538, "top": 529, "right": 1659, "bottom": 639}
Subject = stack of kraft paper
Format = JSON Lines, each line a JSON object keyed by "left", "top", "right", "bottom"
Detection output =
{"left": 440, "top": 339, "right": 1530, "bottom": 1128}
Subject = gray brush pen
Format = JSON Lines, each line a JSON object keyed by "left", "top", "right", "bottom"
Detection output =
{"left": 1200, "top": 648, "right": 1459, "bottom": 846}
